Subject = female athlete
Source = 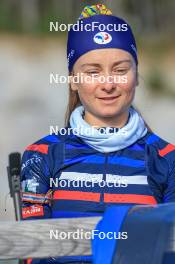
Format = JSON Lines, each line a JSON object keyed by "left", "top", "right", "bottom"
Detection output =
{"left": 21, "top": 4, "right": 175, "bottom": 264}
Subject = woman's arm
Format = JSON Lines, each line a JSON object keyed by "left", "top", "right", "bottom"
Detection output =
{"left": 20, "top": 144, "right": 52, "bottom": 220}
{"left": 163, "top": 163, "right": 175, "bottom": 202}
{"left": 146, "top": 137, "right": 175, "bottom": 203}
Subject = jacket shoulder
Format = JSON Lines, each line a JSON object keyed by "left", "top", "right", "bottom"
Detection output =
{"left": 23, "top": 132, "right": 69, "bottom": 155}
{"left": 21, "top": 132, "right": 69, "bottom": 175}
{"left": 145, "top": 132, "right": 175, "bottom": 165}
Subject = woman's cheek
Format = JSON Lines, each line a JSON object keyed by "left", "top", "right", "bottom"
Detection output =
{"left": 81, "top": 83, "right": 96, "bottom": 97}
{"left": 119, "top": 72, "right": 136, "bottom": 92}
{"left": 77, "top": 85, "right": 93, "bottom": 104}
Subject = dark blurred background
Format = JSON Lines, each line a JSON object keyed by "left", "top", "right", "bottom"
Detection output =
{"left": 1, "top": 0, "right": 175, "bottom": 36}
{"left": 0, "top": 0, "right": 175, "bottom": 224}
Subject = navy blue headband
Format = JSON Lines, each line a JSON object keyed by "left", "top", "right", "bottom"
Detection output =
{"left": 67, "top": 14, "right": 138, "bottom": 71}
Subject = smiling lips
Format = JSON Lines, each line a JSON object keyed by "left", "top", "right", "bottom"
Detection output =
{"left": 98, "top": 95, "right": 120, "bottom": 102}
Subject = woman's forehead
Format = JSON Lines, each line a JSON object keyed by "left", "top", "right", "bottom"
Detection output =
{"left": 75, "top": 49, "right": 133, "bottom": 68}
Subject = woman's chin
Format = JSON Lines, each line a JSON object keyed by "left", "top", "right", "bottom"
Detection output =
{"left": 96, "top": 109, "right": 121, "bottom": 118}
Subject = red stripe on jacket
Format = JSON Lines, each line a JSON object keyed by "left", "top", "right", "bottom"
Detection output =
{"left": 53, "top": 190, "right": 157, "bottom": 205}
{"left": 53, "top": 190, "right": 100, "bottom": 202}
{"left": 104, "top": 193, "right": 157, "bottom": 205}
{"left": 26, "top": 144, "right": 48, "bottom": 154}
{"left": 158, "top": 144, "right": 175, "bottom": 157}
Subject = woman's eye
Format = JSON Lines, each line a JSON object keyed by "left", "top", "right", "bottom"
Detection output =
{"left": 86, "top": 70, "right": 99, "bottom": 75}
{"left": 113, "top": 68, "right": 128, "bottom": 75}
{"left": 87, "top": 71, "right": 99, "bottom": 74}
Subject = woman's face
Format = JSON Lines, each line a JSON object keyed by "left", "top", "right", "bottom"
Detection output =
{"left": 70, "top": 48, "right": 138, "bottom": 126}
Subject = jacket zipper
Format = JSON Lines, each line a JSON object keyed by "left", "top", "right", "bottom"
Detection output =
{"left": 100, "top": 153, "right": 108, "bottom": 204}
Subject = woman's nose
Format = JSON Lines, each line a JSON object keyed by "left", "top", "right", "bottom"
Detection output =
{"left": 101, "top": 74, "right": 116, "bottom": 92}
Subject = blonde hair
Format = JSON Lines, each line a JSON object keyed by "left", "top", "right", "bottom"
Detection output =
{"left": 64, "top": 84, "right": 81, "bottom": 127}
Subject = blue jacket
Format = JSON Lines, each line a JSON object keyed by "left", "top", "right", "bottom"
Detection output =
{"left": 20, "top": 128, "right": 175, "bottom": 263}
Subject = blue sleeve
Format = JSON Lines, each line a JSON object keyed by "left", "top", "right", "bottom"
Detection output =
{"left": 146, "top": 144, "right": 167, "bottom": 203}
{"left": 146, "top": 141, "right": 175, "bottom": 203}
{"left": 163, "top": 163, "right": 175, "bottom": 202}
{"left": 20, "top": 144, "right": 52, "bottom": 219}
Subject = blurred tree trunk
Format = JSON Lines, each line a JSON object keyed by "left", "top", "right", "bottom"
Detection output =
{"left": 2, "top": 0, "right": 20, "bottom": 30}
{"left": 20, "top": 0, "right": 39, "bottom": 32}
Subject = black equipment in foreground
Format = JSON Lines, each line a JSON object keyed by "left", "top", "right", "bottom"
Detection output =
{"left": 7, "top": 152, "right": 22, "bottom": 221}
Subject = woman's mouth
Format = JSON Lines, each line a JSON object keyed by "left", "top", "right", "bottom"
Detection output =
{"left": 98, "top": 95, "right": 120, "bottom": 103}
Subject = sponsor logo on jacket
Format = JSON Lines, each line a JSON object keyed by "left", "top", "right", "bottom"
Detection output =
{"left": 22, "top": 205, "right": 44, "bottom": 218}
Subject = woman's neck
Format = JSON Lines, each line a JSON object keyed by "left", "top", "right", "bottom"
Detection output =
{"left": 83, "top": 110, "right": 130, "bottom": 129}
